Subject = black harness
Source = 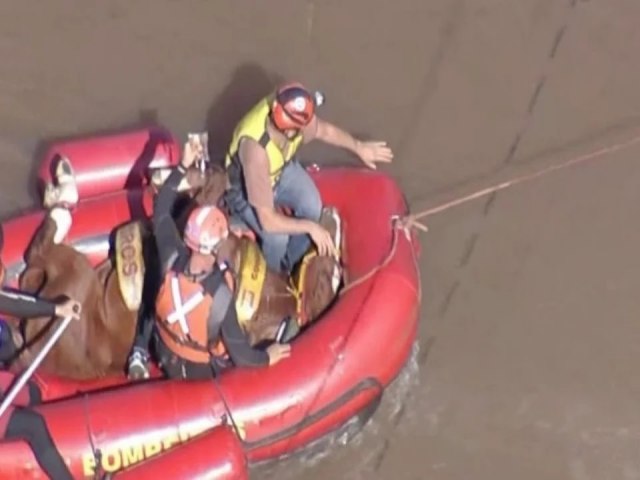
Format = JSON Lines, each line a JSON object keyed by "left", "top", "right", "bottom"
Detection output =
{"left": 156, "top": 256, "right": 233, "bottom": 357}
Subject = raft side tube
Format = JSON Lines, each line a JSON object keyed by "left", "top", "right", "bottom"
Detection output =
{"left": 113, "top": 425, "right": 248, "bottom": 480}
{"left": 0, "top": 162, "right": 422, "bottom": 475}
{"left": 37, "top": 126, "right": 180, "bottom": 200}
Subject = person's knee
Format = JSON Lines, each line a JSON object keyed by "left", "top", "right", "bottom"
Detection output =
{"left": 0, "top": 320, "right": 18, "bottom": 365}
{"left": 307, "top": 189, "right": 323, "bottom": 222}
{"left": 296, "top": 185, "right": 322, "bottom": 222}
{"left": 261, "top": 233, "right": 289, "bottom": 271}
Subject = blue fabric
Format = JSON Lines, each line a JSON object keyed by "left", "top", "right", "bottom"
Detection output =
{"left": 225, "top": 160, "right": 321, "bottom": 272}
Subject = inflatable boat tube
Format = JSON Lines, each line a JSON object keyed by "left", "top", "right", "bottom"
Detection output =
{"left": 0, "top": 128, "right": 421, "bottom": 478}
{"left": 113, "top": 425, "right": 248, "bottom": 480}
{"left": 37, "top": 126, "right": 180, "bottom": 200}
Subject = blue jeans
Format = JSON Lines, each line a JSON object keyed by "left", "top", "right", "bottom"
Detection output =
{"left": 225, "top": 160, "right": 322, "bottom": 273}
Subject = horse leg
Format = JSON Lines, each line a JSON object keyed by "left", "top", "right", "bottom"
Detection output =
{"left": 19, "top": 215, "right": 62, "bottom": 298}
{"left": 23, "top": 245, "right": 114, "bottom": 379}
{"left": 27, "top": 153, "right": 77, "bottom": 266}
{"left": 24, "top": 212, "right": 68, "bottom": 264}
{"left": 14, "top": 208, "right": 74, "bottom": 372}
{"left": 17, "top": 157, "right": 118, "bottom": 379}
{"left": 98, "top": 264, "right": 138, "bottom": 372}
{"left": 22, "top": 155, "right": 77, "bottom": 294}
{"left": 5, "top": 181, "right": 79, "bottom": 379}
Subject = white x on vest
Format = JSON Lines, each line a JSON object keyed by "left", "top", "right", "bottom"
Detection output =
{"left": 167, "top": 275, "right": 204, "bottom": 336}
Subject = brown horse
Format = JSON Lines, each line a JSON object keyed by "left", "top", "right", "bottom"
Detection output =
{"left": 6, "top": 161, "right": 342, "bottom": 380}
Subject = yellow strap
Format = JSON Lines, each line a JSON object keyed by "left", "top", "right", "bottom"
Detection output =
{"left": 234, "top": 239, "right": 268, "bottom": 330}
{"left": 290, "top": 250, "right": 317, "bottom": 326}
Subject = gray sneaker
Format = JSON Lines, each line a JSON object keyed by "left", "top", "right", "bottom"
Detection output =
{"left": 127, "top": 348, "right": 150, "bottom": 380}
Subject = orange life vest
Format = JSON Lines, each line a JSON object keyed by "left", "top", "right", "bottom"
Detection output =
{"left": 155, "top": 271, "right": 229, "bottom": 364}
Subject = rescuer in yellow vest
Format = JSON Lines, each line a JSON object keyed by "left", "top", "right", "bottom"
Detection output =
{"left": 224, "top": 82, "right": 394, "bottom": 273}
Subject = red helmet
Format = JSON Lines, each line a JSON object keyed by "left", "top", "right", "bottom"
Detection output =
{"left": 184, "top": 206, "right": 229, "bottom": 254}
{"left": 270, "top": 82, "right": 316, "bottom": 132}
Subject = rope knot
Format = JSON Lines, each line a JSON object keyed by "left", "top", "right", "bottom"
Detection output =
{"left": 391, "top": 214, "right": 429, "bottom": 240}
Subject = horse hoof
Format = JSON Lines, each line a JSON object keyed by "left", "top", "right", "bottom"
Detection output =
{"left": 55, "top": 155, "right": 75, "bottom": 185}
{"left": 57, "top": 183, "right": 79, "bottom": 207}
{"left": 42, "top": 179, "right": 78, "bottom": 211}
{"left": 50, "top": 155, "right": 79, "bottom": 207}
{"left": 42, "top": 183, "right": 57, "bottom": 209}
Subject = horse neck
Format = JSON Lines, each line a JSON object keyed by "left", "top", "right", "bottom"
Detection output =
{"left": 217, "top": 235, "right": 242, "bottom": 269}
{"left": 192, "top": 167, "right": 227, "bottom": 207}
{"left": 220, "top": 235, "right": 292, "bottom": 295}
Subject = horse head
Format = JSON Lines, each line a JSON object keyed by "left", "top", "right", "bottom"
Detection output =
{"left": 189, "top": 163, "right": 228, "bottom": 208}
{"left": 149, "top": 163, "right": 228, "bottom": 206}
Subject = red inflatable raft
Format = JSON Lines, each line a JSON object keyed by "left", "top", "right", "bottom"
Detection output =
{"left": 0, "top": 127, "right": 421, "bottom": 479}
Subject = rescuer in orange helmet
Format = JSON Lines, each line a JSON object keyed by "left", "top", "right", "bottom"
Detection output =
{"left": 128, "top": 137, "right": 290, "bottom": 380}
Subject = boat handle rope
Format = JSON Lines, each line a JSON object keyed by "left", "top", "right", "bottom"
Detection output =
{"left": 208, "top": 359, "right": 246, "bottom": 449}
{"left": 82, "top": 392, "right": 105, "bottom": 480}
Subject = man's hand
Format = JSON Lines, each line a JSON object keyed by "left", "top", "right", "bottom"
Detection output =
{"left": 313, "top": 119, "right": 394, "bottom": 169}
{"left": 308, "top": 222, "right": 337, "bottom": 258}
{"left": 356, "top": 140, "right": 394, "bottom": 170}
{"left": 266, "top": 343, "right": 291, "bottom": 366}
{"left": 54, "top": 298, "right": 82, "bottom": 321}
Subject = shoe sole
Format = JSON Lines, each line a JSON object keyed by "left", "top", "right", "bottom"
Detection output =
{"left": 319, "top": 206, "right": 343, "bottom": 294}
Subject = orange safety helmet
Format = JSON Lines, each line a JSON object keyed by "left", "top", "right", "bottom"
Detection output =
{"left": 270, "top": 82, "right": 317, "bottom": 132}
{"left": 184, "top": 206, "right": 229, "bottom": 255}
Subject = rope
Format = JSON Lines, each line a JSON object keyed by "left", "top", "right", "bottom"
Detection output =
{"left": 339, "top": 217, "right": 414, "bottom": 297}
{"left": 338, "top": 131, "right": 640, "bottom": 295}
{"left": 411, "top": 132, "right": 640, "bottom": 220}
